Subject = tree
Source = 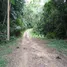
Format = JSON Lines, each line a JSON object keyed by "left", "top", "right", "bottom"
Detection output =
{"left": 7, "top": 0, "right": 10, "bottom": 40}
{"left": 34, "top": 0, "right": 67, "bottom": 39}
{"left": 0, "top": 0, "right": 7, "bottom": 41}
{"left": 23, "top": 0, "right": 43, "bottom": 29}
{"left": 0, "top": 0, "right": 24, "bottom": 42}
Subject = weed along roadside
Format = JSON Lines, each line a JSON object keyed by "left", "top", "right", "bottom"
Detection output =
{"left": 0, "top": 37, "right": 20, "bottom": 67}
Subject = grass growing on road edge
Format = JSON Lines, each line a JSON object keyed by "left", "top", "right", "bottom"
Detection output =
{"left": 30, "top": 30, "right": 67, "bottom": 55}
{"left": 48, "top": 39, "right": 67, "bottom": 55}
{"left": 0, "top": 57, "right": 7, "bottom": 67}
{"left": 0, "top": 36, "right": 21, "bottom": 67}
{"left": 30, "top": 30, "right": 45, "bottom": 39}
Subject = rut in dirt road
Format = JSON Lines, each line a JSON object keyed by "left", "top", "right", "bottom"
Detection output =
{"left": 7, "top": 29, "right": 67, "bottom": 67}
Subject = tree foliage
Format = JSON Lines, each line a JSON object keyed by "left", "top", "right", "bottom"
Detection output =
{"left": 0, "top": 0, "right": 24, "bottom": 41}
{"left": 23, "top": 0, "right": 43, "bottom": 29}
{"left": 34, "top": 0, "right": 67, "bottom": 39}
{"left": 10, "top": 0, "right": 25, "bottom": 36}
{"left": 0, "top": 0, "right": 67, "bottom": 42}
{"left": 0, "top": 0, "right": 7, "bottom": 41}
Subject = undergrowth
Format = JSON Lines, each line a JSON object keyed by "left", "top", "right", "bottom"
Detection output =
{"left": 0, "top": 36, "right": 21, "bottom": 67}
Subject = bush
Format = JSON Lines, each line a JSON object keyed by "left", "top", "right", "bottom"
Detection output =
{"left": 10, "top": 18, "right": 25, "bottom": 36}
{"left": 46, "top": 32, "right": 56, "bottom": 39}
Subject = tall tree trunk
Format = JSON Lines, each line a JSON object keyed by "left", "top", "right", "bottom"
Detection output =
{"left": 7, "top": 0, "right": 10, "bottom": 40}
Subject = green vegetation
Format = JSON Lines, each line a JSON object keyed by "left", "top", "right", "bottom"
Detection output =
{"left": 0, "top": 0, "right": 25, "bottom": 41}
{"left": 1, "top": 0, "right": 67, "bottom": 40}
{"left": 0, "top": 57, "right": 7, "bottom": 67}
{"left": 31, "top": 30, "right": 67, "bottom": 55}
{"left": 0, "top": 37, "right": 20, "bottom": 67}
{"left": 10, "top": 0, "right": 25, "bottom": 36}
{"left": 0, "top": 0, "right": 67, "bottom": 66}
{"left": 48, "top": 39, "right": 67, "bottom": 55}
{"left": 30, "top": 29, "right": 45, "bottom": 39}
{"left": 0, "top": 0, "right": 25, "bottom": 66}
{"left": 23, "top": 0, "right": 42, "bottom": 29}
{"left": 0, "top": 0, "right": 7, "bottom": 41}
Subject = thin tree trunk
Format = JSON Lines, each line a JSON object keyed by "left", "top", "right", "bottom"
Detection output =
{"left": 7, "top": 0, "right": 10, "bottom": 40}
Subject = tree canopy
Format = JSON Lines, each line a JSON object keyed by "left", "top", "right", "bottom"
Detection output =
{"left": 0, "top": 0, "right": 67, "bottom": 42}
{"left": 33, "top": 0, "right": 67, "bottom": 39}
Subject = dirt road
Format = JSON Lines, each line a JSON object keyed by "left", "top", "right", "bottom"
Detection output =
{"left": 7, "top": 29, "right": 67, "bottom": 67}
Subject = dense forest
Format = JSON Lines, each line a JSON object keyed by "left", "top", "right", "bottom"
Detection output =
{"left": 33, "top": 0, "right": 67, "bottom": 39}
{"left": 23, "top": 0, "right": 67, "bottom": 39}
{"left": 0, "top": 0, "right": 67, "bottom": 42}
{"left": 0, "top": 0, "right": 25, "bottom": 42}
{"left": 0, "top": 0, "right": 7, "bottom": 41}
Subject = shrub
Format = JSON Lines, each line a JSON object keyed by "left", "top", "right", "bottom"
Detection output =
{"left": 46, "top": 32, "right": 56, "bottom": 39}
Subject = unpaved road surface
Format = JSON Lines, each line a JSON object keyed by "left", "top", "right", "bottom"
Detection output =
{"left": 7, "top": 29, "right": 67, "bottom": 67}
